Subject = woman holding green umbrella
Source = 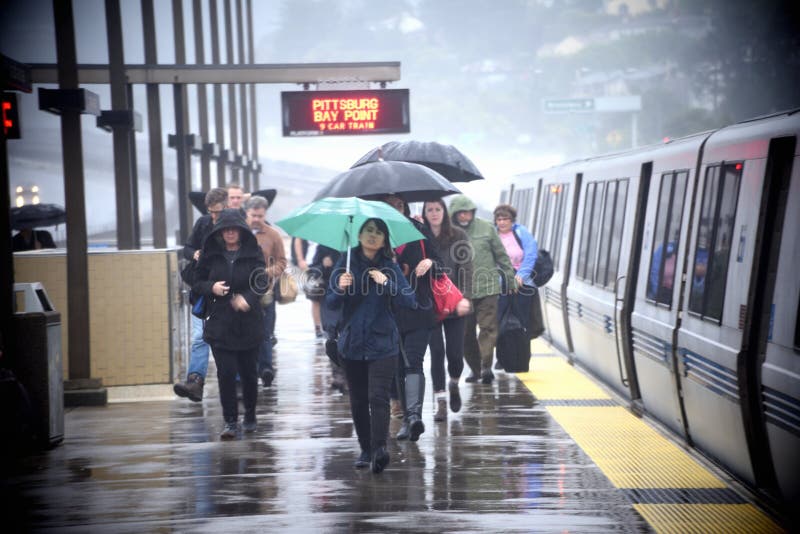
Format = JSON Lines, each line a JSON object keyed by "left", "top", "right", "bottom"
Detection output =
{"left": 325, "top": 218, "right": 420, "bottom": 474}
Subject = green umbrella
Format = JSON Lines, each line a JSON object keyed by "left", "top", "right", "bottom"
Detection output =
{"left": 276, "top": 196, "right": 424, "bottom": 271}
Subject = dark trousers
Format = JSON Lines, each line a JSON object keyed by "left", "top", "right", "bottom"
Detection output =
{"left": 429, "top": 316, "right": 466, "bottom": 392}
{"left": 212, "top": 345, "right": 258, "bottom": 423}
{"left": 258, "top": 301, "right": 276, "bottom": 373}
{"left": 343, "top": 355, "right": 397, "bottom": 452}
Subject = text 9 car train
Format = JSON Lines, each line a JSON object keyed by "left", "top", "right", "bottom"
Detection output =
{"left": 504, "top": 109, "right": 799, "bottom": 510}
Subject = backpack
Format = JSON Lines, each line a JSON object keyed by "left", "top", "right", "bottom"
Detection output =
{"left": 532, "top": 249, "right": 554, "bottom": 287}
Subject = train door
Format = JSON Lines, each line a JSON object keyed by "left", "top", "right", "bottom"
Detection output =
{"left": 751, "top": 135, "right": 798, "bottom": 503}
{"left": 536, "top": 168, "right": 579, "bottom": 355}
{"left": 629, "top": 135, "right": 709, "bottom": 437}
{"left": 674, "top": 117, "right": 793, "bottom": 486}
{"left": 567, "top": 156, "right": 640, "bottom": 398}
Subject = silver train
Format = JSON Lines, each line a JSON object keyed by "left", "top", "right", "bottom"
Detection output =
{"left": 504, "top": 109, "right": 799, "bottom": 508}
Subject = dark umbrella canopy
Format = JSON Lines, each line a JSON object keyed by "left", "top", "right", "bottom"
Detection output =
{"left": 10, "top": 203, "right": 66, "bottom": 230}
{"left": 351, "top": 140, "right": 484, "bottom": 183}
{"left": 313, "top": 160, "right": 461, "bottom": 203}
{"left": 188, "top": 189, "right": 277, "bottom": 214}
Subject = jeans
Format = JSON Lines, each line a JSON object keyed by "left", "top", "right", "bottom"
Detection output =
{"left": 212, "top": 345, "right": 259, "bottom": 423}
{"left": 258, "top": 301, "right": 276, "bottom": 374}
{"left": 343, "top": 355, "right": 397, "bottom": 452}
{"left": 429, "top": 316, "right": 466, "bottom": 391}
{"left": 188, "top": 314, "right": 210, "bottom": 378}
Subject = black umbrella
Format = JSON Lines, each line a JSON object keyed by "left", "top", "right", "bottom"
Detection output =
{"left": 10, "top": 203, "right": 66, "bottom": 230}
{"left": 351, "top": 140, "right": 484, "bottom": 183}
{"left": 313, "top": 160, "right": 461, "bottom": 203}
{"left": 188, "top": 189, "right": 277, "bottom": 214}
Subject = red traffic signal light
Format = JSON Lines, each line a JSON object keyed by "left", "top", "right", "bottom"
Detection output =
{"left": 2, "top": 92, "right": 21, "bottom": 139}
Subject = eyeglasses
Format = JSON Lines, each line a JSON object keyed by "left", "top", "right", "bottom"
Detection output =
{"left": 495, "top": 216, "right": 511, "bottom": 222}
{"left": 208, "top": 209, "right": 223, "bottom": 214}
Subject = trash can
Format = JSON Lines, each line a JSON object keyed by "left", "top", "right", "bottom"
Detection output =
{"left": 9, "top": 283, "right": 64, "bottom": 448}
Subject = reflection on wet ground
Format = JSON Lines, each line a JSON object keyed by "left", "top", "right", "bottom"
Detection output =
{"left": 2, "top": 300, "right": 652, "bottom": 533}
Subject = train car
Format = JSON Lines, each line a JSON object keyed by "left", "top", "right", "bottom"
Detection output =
{"left": 506, "top": 109, "right": 799, "bottom": 507}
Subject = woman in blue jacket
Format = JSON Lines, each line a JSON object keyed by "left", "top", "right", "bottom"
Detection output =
{"left": 326, "top": 218, "right": 418, "bottom": 473}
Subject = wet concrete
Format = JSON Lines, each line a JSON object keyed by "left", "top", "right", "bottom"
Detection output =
{"left": 2, "top": 299, "right": 652, "bottom": 533}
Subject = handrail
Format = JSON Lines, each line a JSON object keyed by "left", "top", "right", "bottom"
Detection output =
{"left": 613, "top": 274, "right": 629, "bottom": 387}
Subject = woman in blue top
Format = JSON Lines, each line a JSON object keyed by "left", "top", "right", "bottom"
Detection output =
{"left": 326, "top": 218, "right": 418, "bottom": 473}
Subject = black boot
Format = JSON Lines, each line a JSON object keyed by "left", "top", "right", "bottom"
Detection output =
{"left": 405, "top": 373, "right": 425, "bottom": 442}
{"left": 371, "top": 446, "right": 390, "bottom": 474}
{"left": 396, "top": 420, "right": 410, "bottom": 440}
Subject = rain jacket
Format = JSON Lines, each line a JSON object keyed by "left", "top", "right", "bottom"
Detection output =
{"left": 504, "top": 222, "right": 538, "bottom": 287}
{"left": 449, "top": 195, "right": 517, "bottom": 299}
{"left": 192, "top": 209, "right": 267, "bottom": 351}
{"left": 393, "top": 217, "right": 441, "bottom": 333}
{"left": 326, "top": 248, "right": 418, "bottom": 361}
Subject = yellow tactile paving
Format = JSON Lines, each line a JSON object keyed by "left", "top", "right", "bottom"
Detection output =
{"left": 517, "top": 355, "right": 611, "bottom": 400}
{"left": 633, "top": 504, "right": 784, "bottom": 534}
{"left": 546, "top": 406, "right": 725, "bottom": 489}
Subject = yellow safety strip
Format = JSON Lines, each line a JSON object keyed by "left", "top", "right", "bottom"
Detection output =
{"left": 546, "top": 406, "right": 725, "bottom": 488}
{"left": 516, "top": 348, "right": 784, "bottom": 533}
{"left": 633, "top": 504, "right": 784, "bottom": 534}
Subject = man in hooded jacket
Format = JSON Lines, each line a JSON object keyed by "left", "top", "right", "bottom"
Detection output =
{"left": 448, "top": 195, "right": 517, "bottom": 384}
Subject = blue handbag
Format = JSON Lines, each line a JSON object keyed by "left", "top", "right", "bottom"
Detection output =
{"left": 191, "top": 294, "right": 207, "bottom": 319}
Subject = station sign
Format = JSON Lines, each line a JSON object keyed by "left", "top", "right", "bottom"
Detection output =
{"left": 281, "top": 89, "right": 410, "bottom": 137}
{"left": 542, "top": 98, "right": 594, "bottom": 113}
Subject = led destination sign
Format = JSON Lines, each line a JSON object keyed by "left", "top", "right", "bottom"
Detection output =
{"left": 281, "top": 89, "right": 410, "bottom": 137}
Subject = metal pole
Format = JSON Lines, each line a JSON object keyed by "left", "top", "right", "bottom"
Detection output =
{"left": 0, "top": 90, "right": 12, "bottom": 352}
{"left": 209, "top": 0, "right": 225, "bottom": 187}
{"left": 173, "top": 0, "right": 192, "bottom": 243}
{"left": 141, "top": 0, "right": 167, "bottom": 248}
{"left": 105, "top": 0, "right": 137, "bottom": 249}
{"left": 126, "top": 83, "right": 141, "bottom": 248}
{"left": 247, "top": 0, "right": 259, "bottom": 190}
{"left": 236, "top": 0, "right": 249, "bottom": 191}
{"left": 193, "top": 0, "right": 210, "bottom": 191}
{"left": 53, "top": 0, "right": 91, "bottom": 379}
{"left": 224, "top": 0, "right": 238, "bottom": 184}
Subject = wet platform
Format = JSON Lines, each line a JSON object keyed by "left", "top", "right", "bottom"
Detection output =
{"left": 2, "top": 298, "right": 786, "bottom": 533}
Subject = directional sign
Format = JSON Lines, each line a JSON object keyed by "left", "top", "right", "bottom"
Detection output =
{"left": 542, "top": 98, "right": 594, "bottom": 113}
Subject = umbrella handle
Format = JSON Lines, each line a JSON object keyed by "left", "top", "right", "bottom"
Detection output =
{"left": 345, "top": 215, "right": 353, "bottom": 273}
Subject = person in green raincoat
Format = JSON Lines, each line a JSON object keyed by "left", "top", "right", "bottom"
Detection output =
{"left": 448, "top": 195, "right": 517, "bottom": 385}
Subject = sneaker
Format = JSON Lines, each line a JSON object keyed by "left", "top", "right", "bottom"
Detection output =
{"left": 243, "top": 417, "right": 257, "bottom": 433}
{"left": 354, "top": 450, "right": 370, "bottom": 468}
{"left": 433, "top": 398, "right": 447, "bottom": 422}
{"left": 220, "top": 422, "right": 238, "bottom": 440}
{"left": 261, "top": 368, "right": 275, "bottom": 388}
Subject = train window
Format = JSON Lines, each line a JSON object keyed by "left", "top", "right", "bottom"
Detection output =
{"left": 577, "top": 179, "right": 628, "bottom": 287}
{"left": 647, "top": 171, "right": 688, "bottom": 306}
{"left": 577, "top": 182, "right": 601, "bottom": 281}
{"left": 596, "top": 181, "right": 618, "bottom": 286}
{"left": 607, "top": 180, "right": 628, "bottom": 285}
{"left": 689, "top": 163, "right": 742, "bottom": 321}
{"left": 551, "top": 183, "right": 569, "bottom": 271}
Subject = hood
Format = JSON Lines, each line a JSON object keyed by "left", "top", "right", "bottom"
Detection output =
{"left": 203, "top": 208, "right": 260, "bottom": 256}
{"left": 448, "top": 195, "right": 477, "bottom": 214}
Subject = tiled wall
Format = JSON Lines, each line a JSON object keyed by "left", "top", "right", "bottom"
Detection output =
{"left": 14, "top": 249, "right": 178, "bottom": 386}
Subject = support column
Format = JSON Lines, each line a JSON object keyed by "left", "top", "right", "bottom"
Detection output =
{"left": 236, "top": 0, "right": 249, "bottom": 191}
{"left": 209, "top": 0, "right": 225, "bottom": 187}
{"left": 246, "top": 0, "right": 259, "bottom": 189}
{"left": 52, "top": 0, "right": 92, "bottom": 383}
{"left": 193, "top": 0, "right": 211, "bottom": 191}
{"left": 173, "top": 0, "right": 193, "bottom": 243}
{"left": 224, "top": 0, "right": 238, "bottom": 184}
{"left": 141, "top": 0, "right": 167, "bottom": 248}
{"left": 105, "top": 0, "right": 137, "bottom": 249}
